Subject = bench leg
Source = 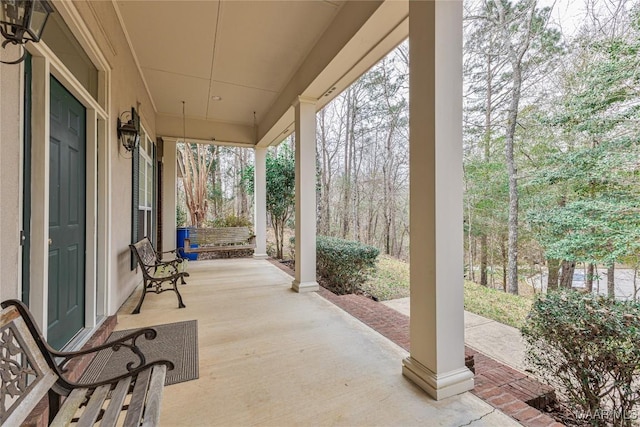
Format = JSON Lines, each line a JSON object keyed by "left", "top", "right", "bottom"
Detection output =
{"left": 173, "top": 279, "right": 186, "bottom": 309}
{"left": 132, "top": 281, "right": 148, "bottom": 314}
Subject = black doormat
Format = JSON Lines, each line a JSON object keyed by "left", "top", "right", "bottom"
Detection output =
{"left": 80, "top": 320, "right": 198, "bottom": 386}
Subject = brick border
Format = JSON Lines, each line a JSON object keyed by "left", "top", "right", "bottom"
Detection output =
{"left": 268, "top": 258, "right": 562, "bottom": 427}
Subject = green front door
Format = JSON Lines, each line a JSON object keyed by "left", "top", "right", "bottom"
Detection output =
{"left": 48, "top": 77, "right": 86, "bottom": 349}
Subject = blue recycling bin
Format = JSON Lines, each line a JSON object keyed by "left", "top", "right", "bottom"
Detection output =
{"left": 177, "top": 227, "right": 198, "bottom": 261}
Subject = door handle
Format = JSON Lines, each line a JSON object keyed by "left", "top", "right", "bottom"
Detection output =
{"left": 48, "top": 238, "right": 52, "bottom": 246}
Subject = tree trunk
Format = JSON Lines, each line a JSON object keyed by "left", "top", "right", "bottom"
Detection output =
{"left": 239, "top": 149, "right": 248, "bottom": 217}
{"left": 480, "top": 236, "right": 488, "bottom": 286}
{"left": 559, "top": 261, "right": 575, "bottom": 289}
{"left": 274, "top": 219, "right": 282, "bottom": 259}
{"left": 500, "top": 237, "right": 507, "bottom": 292}
{"left": 318, "top": 109, "right": 330, "bottom": 235}
{"left": 505, "top": 69, "right": 521, "bottom": 295}
{"left": 586, "top": 263, "right": 594, "bottom": 293}
{"left": 547, "top": 259, "right": 560, "bottom": 291}
{"left": 494, "top": 0, "right": 537, "bottom": 295}
{"left": 341, "top": 88, "right": 356, "bottom": 239}
{"left": 607, "top": 263, "right": 615, "bottom": 298}
{"left": 479, "top": 43, "right": 493, "bottom": 288}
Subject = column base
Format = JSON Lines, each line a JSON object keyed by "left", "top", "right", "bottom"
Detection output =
{"left": 253, "top": 253, "right": 269, "bottom": 260}
{"left": 291, "top": 280, "right": 319, "bottom": 293}
{"left": 402, "top": 356, "right": 474, "bottom": 400}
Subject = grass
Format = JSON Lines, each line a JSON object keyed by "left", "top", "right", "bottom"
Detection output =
{"left": 363, "top": 255, "right": 532, "bottom": 328}
{"left": 361, "top": 255, "right": 411, "bottom": 301}
{"left": 463, "top": 281, "right": 532, "bottom": 328}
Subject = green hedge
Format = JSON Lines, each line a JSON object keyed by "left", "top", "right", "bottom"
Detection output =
{"left": 207, "top": 215, "right": 252, "bottom": 228}
{"left": 316, "top": 235, "right": 379, "bottom": 295}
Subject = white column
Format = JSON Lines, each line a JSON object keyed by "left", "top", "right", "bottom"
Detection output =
{"left": 253, "top": 147, "right": 268, "bottom": 259}
{"left": 292, "top": 97, "right": 319, "bottom": 292}
{"left": 162, "top": 138, "right": 177, "bottom": 255}
{"left": 402, "top": 0, "right": 474, "bottom": 400}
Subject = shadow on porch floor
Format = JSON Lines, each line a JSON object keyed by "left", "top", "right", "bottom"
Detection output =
{"left": 116, "top": 258, "right": 518, "bottom": 426}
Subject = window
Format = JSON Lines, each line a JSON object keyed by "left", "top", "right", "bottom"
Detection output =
{"left": 138, "top": 129, "right": 154, "bottom": 241}
{"left": 132, "top": 128, "right": 156, "bottom": 269}
{"left": 41, "top": 13, "right": 99, "bottom": 101}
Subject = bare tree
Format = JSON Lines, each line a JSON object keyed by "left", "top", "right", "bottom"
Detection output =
{"left": 485, "top": 0, "right": 559, "bottom": 294}
{"left": 178, "top": 142, "right": 214, "bottom": 227}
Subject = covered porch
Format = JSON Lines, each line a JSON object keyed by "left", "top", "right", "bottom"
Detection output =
{"left": 0, "top": 0, "right": 474, "bottom": 413}
{"left": 116, "top": 258, "right": 516, "bottom": 426}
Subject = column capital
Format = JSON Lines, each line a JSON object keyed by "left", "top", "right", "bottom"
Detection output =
{"left": 161, "top": 137, "right": 179, "bottom": 144}
{"left": 292, "top": 96, "right": 317, "bottom": 108}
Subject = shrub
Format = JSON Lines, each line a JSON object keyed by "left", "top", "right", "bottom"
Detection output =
{"left": 208, "top": 215, "right": 252, "bottom": 228}
{"left": 176, "top": 205, "right": 187, "bottom": 227}
{"left": 521, "top": 291, "right": 640, "bottom": 426}
{"left": 315, "top": 235, "right": 379, "bottom": 295}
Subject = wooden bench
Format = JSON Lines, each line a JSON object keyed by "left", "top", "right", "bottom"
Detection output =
{"left": 0, "top": 299, "right": 173, "bottom": 426}
{"left": 130, "top": 237, "right": 190, "bottom": 314}
{"left": 183, "top": 227, "right": 256, "bottom": 254}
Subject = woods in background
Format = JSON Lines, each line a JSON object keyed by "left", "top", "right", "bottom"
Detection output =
{"left": 177, "top": 143, "right": 253, "bottom": 227}
{"left": 464, "top": 0, "right": 640, "bottom": 296}
{"left": 176, "top": 0, "right": 640, "bottom": 298}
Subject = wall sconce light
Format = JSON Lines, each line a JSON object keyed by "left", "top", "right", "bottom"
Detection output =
{"left": 117, "top": 107, "right": 140, "bottom": 152}
{"left": 0, "top": 0, "right": 53, "bottom": 64}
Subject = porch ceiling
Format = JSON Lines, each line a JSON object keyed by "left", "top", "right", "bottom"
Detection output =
{"left": 115, "top": 0, "right": 408, "bottom": 146}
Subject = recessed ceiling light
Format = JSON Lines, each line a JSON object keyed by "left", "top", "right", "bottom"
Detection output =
{"left": 211, "top": 95, "right": 222, "bottom": 101}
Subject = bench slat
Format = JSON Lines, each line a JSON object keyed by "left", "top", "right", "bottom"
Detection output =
{"left": 184, "top": 227, "right": 255, "bottom": 253}
{"left": 100, "top": 377, "right": 133, "bottom": 426}
{"left": 51, "top": 388, "right": 89, "bottom": 427}
{"left": 123, "top": 368, "right": 152, "bottom": 427}
{"left": 185, "top": 244, "right": 255, "bottom": 253}
{"left": 77, "top": 384, "right": 111, "bottom": 427}
{"left": 141, "top": 365, "right": 167, "bottom": 427}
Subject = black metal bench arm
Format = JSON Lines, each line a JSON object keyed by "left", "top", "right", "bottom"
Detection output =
{"left": 153, "top": 249, "right": 186, "bottom": 270}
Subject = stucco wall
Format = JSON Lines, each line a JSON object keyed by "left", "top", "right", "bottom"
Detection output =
{"left": 74, "top": 1, "right": 157, "bottom": 314}
{"left": 0, "top": 2, "right": 157, "bottom": 314}
{"left": 0, "top": 46, "right": 24, "bottom": 302}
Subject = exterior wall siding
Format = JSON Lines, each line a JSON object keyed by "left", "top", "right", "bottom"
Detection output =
{"left": 0, "top": 45, "right": 24, "bottom": 302}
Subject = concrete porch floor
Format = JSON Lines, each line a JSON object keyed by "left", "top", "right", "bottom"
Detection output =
{"left": 116, "top": 258, "right": 519, "bottom": 426}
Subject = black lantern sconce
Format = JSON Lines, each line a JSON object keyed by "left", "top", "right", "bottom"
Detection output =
{"left": 0, "top": 0, "right": 53, "bottom": 64}
{"left": 117, "top": 107, "right": 140, "bottom": 153}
